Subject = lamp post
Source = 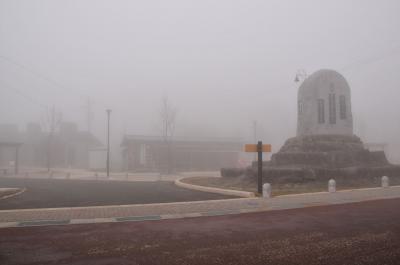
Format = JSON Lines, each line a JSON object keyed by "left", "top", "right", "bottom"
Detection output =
{"left": 294, "top": 69, "right": 307, "bottom": 83}
{"left": 106, "top": 109, "right": 111, "bottom": 178}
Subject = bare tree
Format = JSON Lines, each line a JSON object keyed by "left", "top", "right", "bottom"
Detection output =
{"left": 41, "top": 105, "right": 62, "bottom": 171}
{"left": 159, "top": 95, "right": 177, "bottom": 173}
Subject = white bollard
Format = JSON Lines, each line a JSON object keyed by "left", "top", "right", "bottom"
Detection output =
{"left": 263, "top": 183, "right": 272, "bottom": 198}
{"left": 381, "top": 176, "right": 389, "bottom": 188}
{"left": 328, "top": 179, "right": 336, "bottom": 193}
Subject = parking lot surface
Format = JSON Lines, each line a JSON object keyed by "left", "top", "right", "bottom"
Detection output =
{"left": 0, "top": 177, "right": 234, "bottom": 210}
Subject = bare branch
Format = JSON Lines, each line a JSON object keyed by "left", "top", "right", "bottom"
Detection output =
{"left": 159, "top": 95, "right": 177, "bottom": 141}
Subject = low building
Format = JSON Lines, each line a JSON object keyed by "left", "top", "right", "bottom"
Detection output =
{"left": 88, "top": 147, "right": 107, "bottom": 171}
{"left": 0, "top": 141, "right": 23, "bottom": 175}
{"left": 0, "top": 124, "right": 23, "bottom": 174}
{"left": 0, "top": 122, "right": 103, "bottom": 170}
{"left": 121, "top": 135, "right": 243, "bottom": 172}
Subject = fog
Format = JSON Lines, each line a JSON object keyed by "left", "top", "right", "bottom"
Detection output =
{"left": 1, "top": 0, "right": 400, "bottom": 164}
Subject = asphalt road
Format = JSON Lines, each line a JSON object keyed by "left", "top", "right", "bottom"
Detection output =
{"left": 0, "top": 198, "right": 399, "bottom": 265}
{"left": 0, "top": 177, "right": 234, "bottom": 209}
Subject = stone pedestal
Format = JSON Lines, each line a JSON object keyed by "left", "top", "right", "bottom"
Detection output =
{"left": 270, "top": 134, "right": 388, "bottom": 168}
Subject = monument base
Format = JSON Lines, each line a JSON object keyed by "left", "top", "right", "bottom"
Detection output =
{"left": 221, "top": 134, "right": 400, "bottom": 183}
{"left": 270, "top": 134, "right": 388, "bottom": 168}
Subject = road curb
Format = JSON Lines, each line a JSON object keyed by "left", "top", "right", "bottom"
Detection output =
{"left": 0, "top": 208, "right": 263, "bottom": 228}
{"left": 0, "top": 188, "right": 26, "bottom": 201}
{"left": 1, "top": 186, "right": 400, "bottom": 229}
{"left": 2, "top": 194, "right": 400, "bottom": 229}
{"left": 174, "top": 178, "right": 255, "bottom": 198}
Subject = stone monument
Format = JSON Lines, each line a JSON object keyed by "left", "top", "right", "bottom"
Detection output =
{"left": 297, "top": 69, "right": 353, "bottom": 136}
{"left": 270, "top": 69, "right": 388, "bottom": 169}
{"left": 221, "top": 69, "right": 400, "bottom": 182}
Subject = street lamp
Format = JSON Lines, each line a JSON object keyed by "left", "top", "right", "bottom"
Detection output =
{"left": 294, "top": 69, "right": 307, "bottom": 83}
{"left": 106, "top": 109, "right": 112, "bottom": 177}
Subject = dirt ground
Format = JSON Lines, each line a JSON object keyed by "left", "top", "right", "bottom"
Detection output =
{"left": 182, "top": 175, "right": 400, "bottom": 196}
{"left": 1, "top": 198, "right": 399, "bottom": 265}
{"left": 0, "top": 177, "right": 234, "bottom": 210}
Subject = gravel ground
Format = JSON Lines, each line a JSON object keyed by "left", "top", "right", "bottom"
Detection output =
{"left": 0, "top": 198, "right": 399, "bottom": 265}
{"left": 0, "top": 177, "right": 235, "bottom": 210}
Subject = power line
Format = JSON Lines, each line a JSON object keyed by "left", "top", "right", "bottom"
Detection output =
{"left": 0, "top": 55, "right": 110, "bottom": 109}
{"left": 0, "top": 79, "right": 48, "bottom": 109}
{"left": 0, "top": 55, "right": 70, "bottom": 93}
{"left": 340, "top": 44, "right": 400, "bottom": 73}
{"left": 295, "top": 43, "right": 400, "bottom": 84}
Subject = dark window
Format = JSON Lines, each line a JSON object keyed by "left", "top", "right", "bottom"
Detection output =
{"left": 317, "top": 99, "right": 325, "bottom": 124}
{"left": 298, "top": 100, "right": 303, "bottom": 115}
{"left": 329, "top": 93, "right": 336, "bottom": 124}
{"left": 339, "top": 95, "right": 346, "bottom": 119}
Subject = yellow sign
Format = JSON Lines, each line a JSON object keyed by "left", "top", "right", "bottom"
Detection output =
{"left": 244, "top": 144, "right": 271, "bottom": 153}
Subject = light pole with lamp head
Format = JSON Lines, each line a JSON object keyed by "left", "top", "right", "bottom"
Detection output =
{"left": 106, "top": 109, "right": 111, "bottom": 178}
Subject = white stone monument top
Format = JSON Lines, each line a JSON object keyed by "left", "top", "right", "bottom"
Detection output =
{"left": 297, "top": 69, "right": 353, "bottom": 136}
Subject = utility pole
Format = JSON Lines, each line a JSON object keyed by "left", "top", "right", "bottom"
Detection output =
{"left": 47, "top": 106, "right": 55, "bottom": 172}
{"left": 106, "top": 109, "right": 111, "bottom": 178}
{"left": 44, "top": 105, "right": 62, "bottom": 172}
{"left": 84, "top": 98, "right": 94, "bottom": 133}
{"left": 14, "top": 145, "right": 20, "bottom": 175}
{"left": 253, "top": 120, "right": 257, "bottom": 161}
{"left": 257, "top": 141, "right": 263, "bottom": 194}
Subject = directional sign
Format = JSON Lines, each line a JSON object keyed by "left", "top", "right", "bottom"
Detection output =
{"left": 245, "top": 141, "right": 272, "bottom": 195}
{"left": 244, "top": 144, "right": 271, "bottom": 153}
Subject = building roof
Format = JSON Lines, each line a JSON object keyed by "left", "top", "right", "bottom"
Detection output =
{"left": 0, "top": 142, "right": 23, "bottom": 147}
{"left": 61, "top": 131, "right": 103, "bottom": 147}
{"left": 0, "top": 123, "right": 103, "bottom": 148}
{"left": 121, "top": 135, "right": 244, "bottom": 146}
{"left": 0, "top": 134, "right": 24, "bottom": 146}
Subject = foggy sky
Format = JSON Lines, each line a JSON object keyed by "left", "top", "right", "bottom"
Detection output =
{"left": 1, "top": 1, "right": 400, "bottom": 161}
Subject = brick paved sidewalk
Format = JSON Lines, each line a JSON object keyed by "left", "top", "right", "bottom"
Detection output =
{"left": 1, "top": 186, "right": 399, "bottom": 228}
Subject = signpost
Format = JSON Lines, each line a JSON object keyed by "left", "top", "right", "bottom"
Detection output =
{"left": 245, "top": 141, "right": 271, "bottom": 195}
